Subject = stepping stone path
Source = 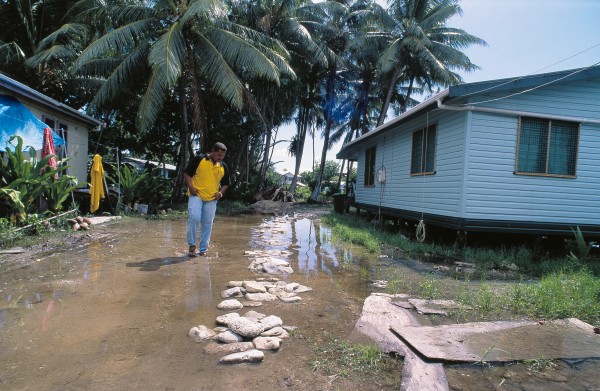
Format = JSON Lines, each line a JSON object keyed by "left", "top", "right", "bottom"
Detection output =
{"left": 188, "top": 215, "right": 313, "bottom": 364}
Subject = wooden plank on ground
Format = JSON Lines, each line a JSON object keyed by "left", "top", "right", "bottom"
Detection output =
{"left": 391, "top": 318, "right": 599, "bottom": 363}
{"left": 354, "top": 293, "right": 449, "bottom": 391}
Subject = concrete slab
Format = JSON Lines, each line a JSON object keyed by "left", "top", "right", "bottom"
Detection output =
{"left": 408, "top": 299, "right": 472, "bottom": 315}
{"left": 391, "top": 318, "right": 599, "bottom": 363}
{"left": 87, "top": 216, "right": 122, "bottom": 225}
{"left": 354, "top": 293, "right": 449, "bottom": 391}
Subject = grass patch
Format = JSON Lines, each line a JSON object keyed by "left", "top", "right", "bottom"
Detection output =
{"left": 322, "top": 212, "right": 600, "bottom": 327}
{"left": 308, "top": 333, "right": 399, "bottom": 386}
{"left": 507, "top": 269, "right": 600, "bottom": 322}
{"left": 322, "top": 214, "right": 381, "bottom": 253}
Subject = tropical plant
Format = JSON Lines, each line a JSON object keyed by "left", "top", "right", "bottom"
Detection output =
{"left": 107, "top": 164, "right": 148, "bottom": 208}
{"left": 0, "top": 136, "right": 70, "bottom": 219}
{"left": 567, "top": 226, "right": 596, "bottom": 263}
{"left": 228, "top": 0, "right": 328, "bottom": 192}
{"left": 308, "top": 0, "right": 352, "bottom": 202}
{"left": 376, "top": 0, "right": 486, "bottom": 125}
{"left": 0, "top": 0, "right": 92, "bottom": 104}
{"left": 44, "top": 174, "right": 80, "bottom": 213}
{"left": 0, "top": 188, "right": 26, "bottom": 222}
{"left": 70, "top": 0, "right": 295, "bottom": 199}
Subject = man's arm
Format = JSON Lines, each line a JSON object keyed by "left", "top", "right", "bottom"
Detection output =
{"left": 184, "top": 173, "right": 198, "bottom": 196}
{"left": 217, "top": 185, "right": 229, "bottom": 199}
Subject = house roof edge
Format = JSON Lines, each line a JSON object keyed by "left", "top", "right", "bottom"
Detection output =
{"left": 0, "top": 73, "right": 101, "bottom": 127}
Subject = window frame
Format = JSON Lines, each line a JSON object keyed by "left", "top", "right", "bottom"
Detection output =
{"left": 515, "top": 116, "right": 580, "bottom": 178}
{"left": 364, "top": 146, "right": 376, "bottom": 187}
{"left": 410, "top": 124, "right": 437, "bottom": 176}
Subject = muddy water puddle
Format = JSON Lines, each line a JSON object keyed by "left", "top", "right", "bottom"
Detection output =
{"left": 1, "top": 213, "right": 598, "bottom": 391}
{"left": 0, "top": 214, "right": 380, "bottom": 390}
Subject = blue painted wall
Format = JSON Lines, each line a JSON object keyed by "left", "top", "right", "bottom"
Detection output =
{"left": 463, "top": 78, "right": 600, "bottom": 224}
{"left": 353, "top": 77, "right": 600, "bottom": 227}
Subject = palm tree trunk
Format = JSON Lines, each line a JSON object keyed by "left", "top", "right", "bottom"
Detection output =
{"left": 336, "top": 159, "right": 346, "bottom": 190}
{"left": 309, "top": 67, "right": 336, "bottom": 202}
{"left": 377, "top": 65, "right": 403, "bottom": 127}
{"left": 289, "top": 106, "right": 309, "bottom": 193}
{"left": 172, "top": 80, "right": 190, "bottom": 203}
{"left": 188, "top": 64, "right": 208, "bottom": 150}
{"left": 400, "top": 77, "right": 415, "bottom": 113}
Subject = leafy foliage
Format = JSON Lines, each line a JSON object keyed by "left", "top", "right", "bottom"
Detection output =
{"left": 107, "top": 164, "right": 172, "bottom": 208}
{"left": 566, "top": 226, "right": 596, "bottom": 263}
{"left": 0, "top": 136, "right": 77, "bottom": 221}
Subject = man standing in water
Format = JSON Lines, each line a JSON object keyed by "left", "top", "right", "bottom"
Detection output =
{"left": 184, "top": 142, "right": 230, "bottom": 257}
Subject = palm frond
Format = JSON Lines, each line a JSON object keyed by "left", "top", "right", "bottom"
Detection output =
{"left": 192, "top": 31, "right": 245, "bottom": 110}
{"left": 207, "top": 28, "right": 282, "bottom": 84}
{"left": 37, "top": 23, "right": 90, "bottom": 52}
{"left": 72, "top": 18, "right": 156, "bottom": 71}
{"left": 26, "top": 45, "right": 78, "bottom": 67}
{"left": 280, "top": 18, "right": 327, "bottom": 67}
{"left": 137, "top": 68, "right": 169, "bottom": 132}
{"left": 148, "top": 22, "right": 186, "bottom": 88}
{"left": 91, "top": 43, "right": 150, "bottom": 108}
{"left": 0, "top": 42, "right": 26, "bottom": 65}
{"left": 180, "top": 0, "right": 225, "bottom": 25}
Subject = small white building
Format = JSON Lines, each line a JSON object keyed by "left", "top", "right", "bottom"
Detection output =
{"left": 122, "top": 156, "right": 176, "bottom": 178}
{"left": 0, "top": 74, "right": 101, "bottom": 185}
{"left": 279, "top": 172, "right": 306, "bottom": 187}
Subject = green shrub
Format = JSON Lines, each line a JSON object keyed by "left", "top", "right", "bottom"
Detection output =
{"left": 0, "top": 136, "right": 76, "bottom": 221}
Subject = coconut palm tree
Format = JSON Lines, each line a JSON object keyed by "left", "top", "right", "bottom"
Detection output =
{"left": 307, "top": 0, "right": 353, "bottom": 202}
{"left": 227, "top": 0, "right": 327, "bottom": 192}
{"left": 70, "top": 0, "right": 295, "bottom": 197}
{"left": 0, "top": 0, "right": 92, "bottom": 104}
{"left": 376, "top": 0, "right": 486, "bottom": 126}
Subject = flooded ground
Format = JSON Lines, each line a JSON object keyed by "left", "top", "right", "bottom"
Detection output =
{"left": 1, "top": 211, "right": 599, "bottom": 390}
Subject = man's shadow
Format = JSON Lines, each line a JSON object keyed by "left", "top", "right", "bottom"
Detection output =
{"left": 126, "top": 256, "right": 192, "bottom": 271}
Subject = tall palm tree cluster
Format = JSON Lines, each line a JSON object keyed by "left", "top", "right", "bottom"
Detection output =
{"left": 0, "top": 0, "right": 485, "bottom": 202}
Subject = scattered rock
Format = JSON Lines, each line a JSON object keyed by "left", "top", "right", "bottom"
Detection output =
{"left": 217, "top": 330, "right": 244, "bottom": 344}
{"left": 216, "top": 312, "right": 240, "bottom": 325}
{"left": 293, "top": 285, "right": 313, "bottom": 293}
{"left": 259, "top": 315, "right": 283, "bottom": 330}
{"left": 243, "top": 310, "right": 266, "bottom": 321}
{"left": 253, "top": 336, "right": 282, "bottom": 351}
{"left": 245, "top": 292, "right": 278, "bottom": 302}
{"left": 243, "top": 281, "right": 267, "bottom": 293}
{"left": 228, "top": 317, "right": 265, "bottom": 338}
{"left": 279, "top": 295, "right": 302, "bottom": 304}
{"left": 204, "top": 341, "right": 254, "bottom": 355}
{"left": 261, "top": 327, "right": 289, "bottom": 338}
{"left": 220, "top": 286, "right": 244, "bottom": 299}
{"left": 241, "top": 301, "right": 263, "bottom": 307}
{"left": 372, "top": 280, "right": 388, "bottom": 288}
{"left": 217, "top": 299, "right": 244, "bottom": 310}
{"left": 219, "top": 349, "right": 264, "bottom": 364}
{"left": 188, "top": 325, "right": 216, "bottom": 342}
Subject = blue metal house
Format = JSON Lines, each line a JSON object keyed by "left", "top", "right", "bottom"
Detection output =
{"left": 336, "top": 66, "right": 600, "bottom": 239}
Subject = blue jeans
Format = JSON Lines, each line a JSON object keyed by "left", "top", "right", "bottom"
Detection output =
{"left": 187, "top": 196, "right": 217, "bottom": 253}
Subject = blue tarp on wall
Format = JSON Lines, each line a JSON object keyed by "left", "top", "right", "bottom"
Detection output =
{"left": 0, "top": 94, "right": 65, "bottom": 151}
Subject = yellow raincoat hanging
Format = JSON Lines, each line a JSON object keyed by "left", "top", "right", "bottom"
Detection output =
{"left": 90, "top": 154, "right": 105, "bottom": 213}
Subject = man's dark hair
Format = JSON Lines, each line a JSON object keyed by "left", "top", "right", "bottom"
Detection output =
{"left": 212, "top": 142, "right": 227, "bottom": 152}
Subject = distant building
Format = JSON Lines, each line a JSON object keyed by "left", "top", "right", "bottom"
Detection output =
{"left": 122, "top": 157, "right": 176, "bottom": 179}
{"left": 279, "top": 172, "right": 306, "bottom": 187}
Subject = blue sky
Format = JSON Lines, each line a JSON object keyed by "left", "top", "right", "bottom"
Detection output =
{"left": 272, "top": 0, "right": 600, "bottom": 174}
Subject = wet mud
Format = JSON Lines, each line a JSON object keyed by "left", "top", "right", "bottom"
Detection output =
{"left": 1, "top": 212, "right": 598, "bottom": 390}
{"left": 0, "top": 214, "right": 377, "bottom": 391}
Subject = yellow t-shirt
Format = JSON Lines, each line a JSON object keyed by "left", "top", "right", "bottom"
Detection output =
{"left": 190, "top": 156, "right": 225, "bottom": 201}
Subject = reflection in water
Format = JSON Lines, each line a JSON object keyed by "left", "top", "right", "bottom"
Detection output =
{"left": 252, "top": 216, "right": 340, "bottom": 277}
